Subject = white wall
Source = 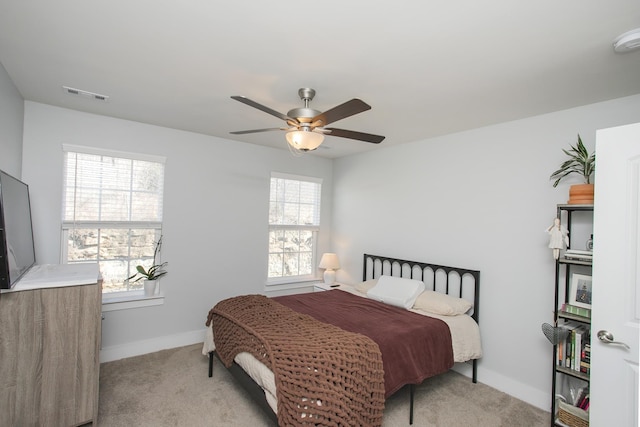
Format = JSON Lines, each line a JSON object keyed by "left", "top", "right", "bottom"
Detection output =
{"left": 21, "top": 102, "right": 334, "bottom": 360}
{"left": 17, "top": 93, "right": 640, "bottom": 410}
{"left": 332, "top": 94, "right": 640, "bottom": 410}
{"left": 0, "top": 62, "right": 24, "bottom": 177}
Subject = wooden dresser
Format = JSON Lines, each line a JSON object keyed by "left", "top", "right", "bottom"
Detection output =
{"left": 0, "top": 265, "right": 101, "bottom": 426}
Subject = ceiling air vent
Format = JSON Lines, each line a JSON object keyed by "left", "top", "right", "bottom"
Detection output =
{"left": 62, "top": 86, "right": 109, "bottom": 102}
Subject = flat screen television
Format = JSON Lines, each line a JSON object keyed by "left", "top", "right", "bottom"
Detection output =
{"left": 0, "top": 169, "right": 36, "bottom": 289}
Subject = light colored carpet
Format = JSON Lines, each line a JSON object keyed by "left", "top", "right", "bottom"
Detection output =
{"left": 98, "top": 343, "right": 549, "bottom": 426}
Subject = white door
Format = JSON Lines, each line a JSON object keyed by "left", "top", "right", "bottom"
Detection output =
{"left": 591, "top": 122, "right": 640, "bottom": 427}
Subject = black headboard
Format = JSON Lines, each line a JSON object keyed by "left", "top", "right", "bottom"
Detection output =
{"left": 362, "top": 253, "right": 480, "bottom": 323}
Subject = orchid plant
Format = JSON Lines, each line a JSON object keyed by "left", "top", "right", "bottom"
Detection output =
{"left": 127, "top": 236, "right": 168, "bottom": 282}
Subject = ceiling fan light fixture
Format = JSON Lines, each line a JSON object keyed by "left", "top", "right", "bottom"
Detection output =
{"left": 285, "top": 129, "right": 324, "bottom": 151}
{"left": 230, "top": 88, "right": 385, "bottom": 151}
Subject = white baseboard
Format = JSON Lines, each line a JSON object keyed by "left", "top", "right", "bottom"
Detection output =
{"left": 100, "top": 328, "right": 208, "bottom": 363}
{"left": 452, "top": 362, "right": 549, "bottom": 411}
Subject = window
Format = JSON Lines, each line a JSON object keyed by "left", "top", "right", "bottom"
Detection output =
{"left": 268, "top": 173, "right": 322, "bottom": 284}
{"left": 61, "top": 145, "right": 166, "bottom": 294}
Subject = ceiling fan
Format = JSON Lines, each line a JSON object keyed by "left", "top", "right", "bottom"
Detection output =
{"left": 230, "top": 88, "right": 385, "bottom": 152}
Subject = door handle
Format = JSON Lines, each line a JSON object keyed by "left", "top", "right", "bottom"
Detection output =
{"left": 597, "top": 330, "right": 630, "bottom": 349}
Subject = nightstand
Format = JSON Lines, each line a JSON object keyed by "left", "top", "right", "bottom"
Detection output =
{"left": 313, "top": 282, "right": 342, "bottom": 292}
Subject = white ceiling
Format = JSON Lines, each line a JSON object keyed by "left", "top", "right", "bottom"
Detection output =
{"left": 1, "top": 1, "right": 639, "bottom": 159}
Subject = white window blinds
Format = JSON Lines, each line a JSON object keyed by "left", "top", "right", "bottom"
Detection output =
{"left": 63, "top": 147, "right": 165, "bottom": 224}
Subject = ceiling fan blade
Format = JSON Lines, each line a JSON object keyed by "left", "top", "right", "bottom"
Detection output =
{"left": 325, "top": 128, "right": 385, "bottom": 144}
{"left": 312, "top": 98, "right": 371, "bottom": 126}
{"left": 231, "top": 96, "right": 293, "bottom": 122}
{"left": 230, "top": 128, "right": 284, "bottom": 135}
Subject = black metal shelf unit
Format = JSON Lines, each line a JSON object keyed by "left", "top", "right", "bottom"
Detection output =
{"left": 550, "top": 204, "right": 593, "bottom": 427}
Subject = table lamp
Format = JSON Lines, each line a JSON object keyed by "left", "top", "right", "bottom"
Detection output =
{"left": 319, "top": 253, "right": 340, "bottom": 285}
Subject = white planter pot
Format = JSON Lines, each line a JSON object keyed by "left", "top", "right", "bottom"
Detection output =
{"left": 144, "top": 280, "right": 157, "bottom": 296}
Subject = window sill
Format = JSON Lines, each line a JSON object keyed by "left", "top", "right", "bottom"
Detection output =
{"left": 102, "top": 292, "right": 165, "bottom": 312}
{"left": 263, "top": 280, "right": 322, "bottom": 297}
{"left": 266, "top": 277, "right": 321, "bottom": 286}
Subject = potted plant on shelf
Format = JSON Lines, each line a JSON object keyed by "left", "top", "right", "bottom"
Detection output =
{"left": 127, "top": 236, "right": 168, "bottom": 296}
{"left": 549, "top": 134, "right": 595, "bottom": 204}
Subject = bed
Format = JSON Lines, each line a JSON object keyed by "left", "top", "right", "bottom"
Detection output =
{"left": 204, "top": 253, "right": 482, "bottom": 426}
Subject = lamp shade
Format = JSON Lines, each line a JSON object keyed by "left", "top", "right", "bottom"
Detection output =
{"left": 286, "top": 129, "right": 324, "bottom": 151}
{"left": 319, "top": 253, "right": 340, "bottom": 270}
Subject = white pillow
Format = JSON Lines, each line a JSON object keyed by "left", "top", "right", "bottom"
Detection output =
{"left": 366, "top": 276, "right": 425, "bottom": 309}
{"left": 354, "top": 278, "right": 378, "bottom": 293}
{"left": 412, "top": 290, "right": 472, "bottom": 315}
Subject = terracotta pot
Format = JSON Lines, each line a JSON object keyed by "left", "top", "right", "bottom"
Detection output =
{"left": 568, "top": 183, "right": 594, "bottom": 205}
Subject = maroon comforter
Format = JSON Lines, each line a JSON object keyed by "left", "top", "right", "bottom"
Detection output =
{"left": 274, "top": 289, "right": 454, "bottom": 397}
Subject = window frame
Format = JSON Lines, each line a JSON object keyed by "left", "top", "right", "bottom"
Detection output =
{"left": 60, "top": 144, "right": 166, "bottom": 298}
{"left": 266, "top": 172, "right": 322, "bottom": 286}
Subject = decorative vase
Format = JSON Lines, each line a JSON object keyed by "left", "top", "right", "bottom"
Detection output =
{"left": 568, "top": 184, "right": 594, "bottom": 205}
{"left": 144, "top": 279, "right": 157, "bottom": 296}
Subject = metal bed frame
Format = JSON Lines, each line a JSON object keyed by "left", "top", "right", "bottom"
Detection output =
{"left": 208, "top": 253, "right": 481, "bottom": 425}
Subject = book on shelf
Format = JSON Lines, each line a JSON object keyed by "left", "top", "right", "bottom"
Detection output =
{"left": 559, "top": 323, "right": 579, "bottom": 368}
{"left": 565, "top": 249, "right": 593, "bottom": 256}
{"left": 563, "top": 254, "right": 593, "bottom": 261}
{"left": 573, "top": 326, "right": 589, "bottom": 372}
{"left": 570, "top": 327, "right": 586, "bottom": 371}
{"left": 561, "top": 303, "right": 591, "bottom": 318}
{"left": 563, "top": 249, "right": 593, "bottom": 261}
{"left": 557, "top": 331, "right": 564, "bottom": 366}
{"left": 580, "top": 343, "right": 591, "bottom": 375}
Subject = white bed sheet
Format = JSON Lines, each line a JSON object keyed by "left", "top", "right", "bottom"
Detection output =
{"left": 203, "top": 284, "right": 483, "bottom": 413}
